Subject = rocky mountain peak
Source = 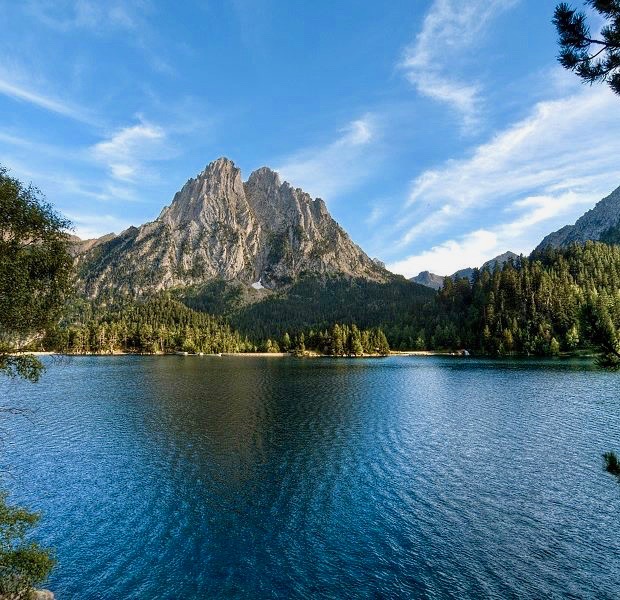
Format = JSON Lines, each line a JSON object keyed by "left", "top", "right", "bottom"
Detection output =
{"left": 75, "top": 157, "right": 389, "bottom": 297}
{"left": 159, "top": 157, "right": 247, "bottom": 228}
{"left": 246, "top": 166, "right": 282, "bottom": 191}
{"left": 199, "top": 157, "right": 242, "bottom": 189}
{"left": 411, "top": 251, "right": 519, "bottom": 290}
{"left": 410, "top": 271, "right": 445, "bottom": 291}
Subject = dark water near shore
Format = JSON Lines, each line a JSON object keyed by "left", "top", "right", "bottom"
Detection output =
{"left": 1, "top": 356, "right": 619, "bottom": 599}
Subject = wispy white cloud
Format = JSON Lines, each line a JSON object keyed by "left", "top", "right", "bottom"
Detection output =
{"left": 389, "top": 229, "right": 500, "bottom": 277}
{"left": 365, "top": 203, "right": 386, "bottom": 226}
{"left": 496, "top": 192, "right": 594, "bottom": 241}
{"left": 0, "top": 71, "right": 95, "bottom": 124}
{"left": 91, "top": 122, "right": 167, "bottom": 181}
{"left": 388, "top": 189, "right": 597, "bottom": 277}
{"left": 401, "top": 0, "right": 517, "bottom": 129}
{"left": 396, "top": 83, "right": 620, "bottom": 251}
{"left": 0, "top": 148, "right": 144, "bottom": 212}
{"left": 25, "top": 0, "right": 143, "bottom": 32}
{"left": 275, "top": 116, "right": 378, "bottom": 200}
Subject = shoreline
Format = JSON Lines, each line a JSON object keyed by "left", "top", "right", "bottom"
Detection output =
{"left": 390, "top": 350, "right": 454, "bottom": 356}
{"left": 14, "top": 351, "right": 393, "bottom": 359}
{"left": 11, "top": 350, "right": 597, "bottom": 359}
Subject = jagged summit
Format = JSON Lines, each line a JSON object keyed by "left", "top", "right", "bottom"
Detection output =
{"left": 247, "top": 165, "right": 282, "bottom": 188}
{"left": 76, "top": 157, "right": 389, "bottom": 298}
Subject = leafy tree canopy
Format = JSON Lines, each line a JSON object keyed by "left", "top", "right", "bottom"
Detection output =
{"left": 0, "top": 166, "right": 73, "bottom": 381}
{"left": 0, "top": 492, "right": 55, "bottom": 599}
{"left": 554, "top": 1, "right": 620, "bottom": 94}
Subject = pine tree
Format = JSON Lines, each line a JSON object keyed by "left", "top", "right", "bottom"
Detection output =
{"left": 281, "top": 332, "right": 291, "bottom": 352}
{"left": 554, "top": 1, "right": 620, "bottom": 95}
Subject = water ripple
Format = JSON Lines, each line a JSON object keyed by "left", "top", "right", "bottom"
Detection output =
{"left": 0, "top": 356, "right": 618, "bottom": 598}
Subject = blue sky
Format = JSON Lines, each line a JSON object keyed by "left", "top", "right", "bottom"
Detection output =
{"left": 2, "top": 0, "right": 620, "bottom": 276}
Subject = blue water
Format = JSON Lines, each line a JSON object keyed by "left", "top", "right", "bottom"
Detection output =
{"left": 1, "top": 356, "right": 619, "bottom": 599}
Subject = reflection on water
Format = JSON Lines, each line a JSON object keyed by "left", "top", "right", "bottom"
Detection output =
{"left": 1, "top": 356, "right": 619, "bottom": 599}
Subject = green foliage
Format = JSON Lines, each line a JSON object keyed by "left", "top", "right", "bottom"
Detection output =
{"left": 46, "top": 296, "right": 255, "bottom": 354}
{"left": 0, "top": 166, "right": 73, "bottom": 381}
{"left": 0, "top": 356, "right": 45, "bottom": 382}
{"left": 408, "top": 242, "right": 620, "bottom": 361}
{"left": 0, "top": 492, "right": 55, "bottom": 599}
{"left": 261, "top": 338, "right": 281, "bottom": 353}
{"left": 566, "top": 324, "right": 580, "bottom": 349}
{"left": 581, "top": 294, "right": 620, "bottom": 369}
{"left": 47, "top": 296, "right": 392, "bottom": 357}
{"left": 296, "top": 332, "right": 305, "bottom": 353}
{"left": 554, "top": 1, "right": 620, "bottom": 95}
{"left": 281, "top": 332, "right": 291, "bottom": 351}
{"left": 550, "top": 337, "right": 561, "bottom": 356}
{"left": 179, "top": 279, "right": 252, "bottom": 316}
{"left": 183, "top": 274, "right": 433, "bottom": 345}
{"left": 60, "top": 241, "right": 620, "bottom": 362}
{"left": 287, "top": 323, "right": 390, "bottom": 356}
{"left": 603, "top": 450, "right": 620, "bottom": 476}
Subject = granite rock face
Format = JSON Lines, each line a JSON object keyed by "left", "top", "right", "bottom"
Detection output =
{"left": 536, "top": 185, "right": 620, "bottom": 251}
{"left": 76, "top": 158, "right": 389, "bottom": 297}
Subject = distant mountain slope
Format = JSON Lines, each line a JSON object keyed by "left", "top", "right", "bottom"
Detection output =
{"left": 536, "top": 185, "right": 620, "bottom": 251}
{"left": 410, "top": 271, "right": 444, "bottom": 290}
{"left": 451, "top": 267, "right": 475, "bottom": 282}
{"left": 68, "top": 233, "right": 116, "bottom": 256}
{"left": 480, "top": 251, "right": 519, "bottom": 273}
{"left": 410, "top": 251, "right": 519, "bottom": 289}
{"left": 75, "top": 158, "right": 389, "bottom": 298}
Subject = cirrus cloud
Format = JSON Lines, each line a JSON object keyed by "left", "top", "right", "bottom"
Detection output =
{"left": 401, "top": 0, "right": 518, "bottom": 130}
{"left": 396, "top": 83, "right": 620, "bottom": 250}
{"left": 275, "top": 115, "right": 378, "bottom": 200}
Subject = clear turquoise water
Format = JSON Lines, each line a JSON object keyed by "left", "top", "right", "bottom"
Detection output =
{"left": 1, "top": 356, "right": 619, "bottom": 599}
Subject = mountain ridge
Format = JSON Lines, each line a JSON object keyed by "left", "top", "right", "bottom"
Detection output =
{"left": 75, "top": 157, "right": 390, "bottom": 298}
{"left": 536, "top": 185, "right": 620, "bottom": 251}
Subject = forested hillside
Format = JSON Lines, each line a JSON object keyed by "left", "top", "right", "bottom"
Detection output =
{"left": 39, "top": 241, "right": 620, "bottom": 363}
{"left": 41, "top": 296, "right": 392, "bottom": 356}
{"left": 414, "top": 242, "right": 620, "bottom": 359}
{"left": 182, "top": 274, "right": 434, "bottom": 341}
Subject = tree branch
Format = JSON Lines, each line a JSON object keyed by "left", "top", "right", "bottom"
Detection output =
{"left": 574, "top": 45, "right": 612, "bottom": 62}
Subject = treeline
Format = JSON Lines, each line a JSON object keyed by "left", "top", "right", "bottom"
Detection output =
{"left": 264, "top": 323, "right": 390, "bottom": 356}
{"left": 43, "top": 297, "right": 255, "bottom": 354}
{"left": 406, "top": 241, "right": 620, "bottom": 360}
{"left": 42, "top": 241, "right": 620, "bottom": 362}
{"left": 41, "top": 297, "right": 391, "bottom": 356}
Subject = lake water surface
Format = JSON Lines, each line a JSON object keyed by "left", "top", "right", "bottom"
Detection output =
{"left": 1, "top": 356, "right": 619, "bottom": 599}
